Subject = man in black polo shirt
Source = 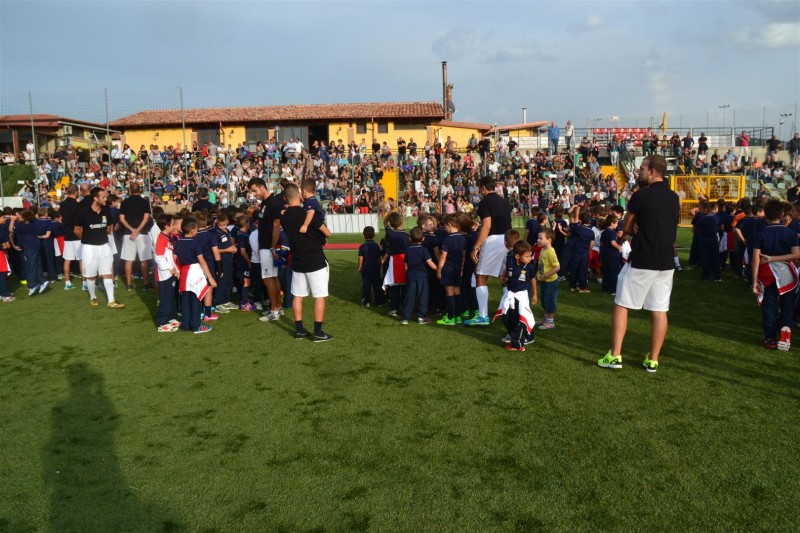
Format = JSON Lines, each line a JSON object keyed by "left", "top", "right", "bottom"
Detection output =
{"left": 464, "top": 176, "right": 512, "bottom": 326}
{"left": 192, "top": 188, "right": 215, "bottom": 213}
{"left": 74, "top": 187, "right": 124, "bottom": 309}
{"left": 119, "top": 183, "right": 153, "bottom": 290}
{"left": 598, "top": 154, "right": 679, "bottom": 373}
{"left": 248, "top": 177, "right": 286, "bottom": 322}
{"left": 280, "top": 183, "right": 332, "bottom": 342}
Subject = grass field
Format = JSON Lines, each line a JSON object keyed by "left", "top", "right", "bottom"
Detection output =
{"left": 1, "top": 229, "right": 798, "bottom": 532}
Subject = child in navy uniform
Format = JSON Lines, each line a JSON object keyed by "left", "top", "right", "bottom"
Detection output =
{"left": 0, "top": 210, "right": 13, "bottom": 302}
{"left": 358, "top": 226, "right": 384, "bottom": 307}
{"left": 436, "top": 214, "right": 466, "bottom": 325}
{"left": 299, "top": 178, "right": 326, "bottom": 244}
{"left": 599, "top": 214, "right": 622, "bottom": 294}
{"left": 460, "top": 214, "right": 479, "bottom": 320}
{"left": 194, "top": 212, "right": 220, "bottom": 320}
{"left": 383, "top": 212, "right": 410, "bottom": 316}
{"left": 174, "top": 218, "right": 216, "bottom": 334}
{"left": 752, "top": 199, "right": 800, "bottom": 351}
{"left": 10, "top": 210, "right": 49, "bottom": 296}
{"left": 235, "top": 215, "right": 255, "bottom": 311}
{"left": 212, "top": 212, "right": 237, "bottom": 310}
{"left": 401, "top": 227, "right": 437, "bottom": 325}
{"left": 695, "top": 201, "right": 723, "bottom": 281}
{"left": 567, "top": 207, "right": 595, "bottom": 293}
{"left": 35, "top": 208, "right": 57, "bottom": 282}
{"left": 154, "top": 214, "right": 181, "bottom": 332}
{"left": 497, "top": 240, "right": 537, "bottom": 352}
{"left": 552, "top": 206, "right": 569, "bottom": 280}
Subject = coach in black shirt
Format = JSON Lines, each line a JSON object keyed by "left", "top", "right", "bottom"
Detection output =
{"left": 280, "top": 183, "right": 332, "bottom": 342}
{"left": 119, "top": 183, "right": 153, "bottom": 289}
{"left": 598, "top": 154, "right": 679, "bottom": 373}
{"left": 248, "top": 177, "right": 286, "bottom": 321}
{"left": 465, "top": 176, "right": 512, "bottom": 326}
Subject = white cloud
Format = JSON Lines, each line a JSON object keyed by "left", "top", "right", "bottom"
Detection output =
{"left": 432, "top": 27, "right": 554, "bottom": 64}
{"left": 734, "top": 22, "right": 800, "bottom": 48}
{"left": 572, "top": 14, "right": 606, "bottom": 32}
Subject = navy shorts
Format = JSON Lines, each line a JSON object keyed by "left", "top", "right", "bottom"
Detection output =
{"left": 440, "top": 264, "right": 462, "bottom": 287}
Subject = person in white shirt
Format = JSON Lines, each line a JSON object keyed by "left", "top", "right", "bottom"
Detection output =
{"left": 565, "top": 120, "right": 575, "bottom": 151}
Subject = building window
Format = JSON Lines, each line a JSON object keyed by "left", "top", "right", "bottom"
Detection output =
{"left": 393, "top": 123, "right": 426, "bottom": 131}
{"left": 246, "top": 127, "right": 269, "bottom": 143}
{"left": 378, "top": 122, "right": 388, "bottom": 134}
{"left": 356, "top": 123, "right": 367, "bottom": 134}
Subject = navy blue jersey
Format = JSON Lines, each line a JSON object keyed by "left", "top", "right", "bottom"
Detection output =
{"left": 213, "top": 228, "right": 235, "bottom": 263}
{"left": 788, "top": 219, "right": 800, "bottom": 237}
{"left": 600, "top": 228, "right": 620, "bottom": 257}
{"left": 50, "top": 220, "right": 64, "bottom": 238}
{"left": 13, "top": 221, "right": 39, "bottom": 250}
{"left": 721, "top": 213, "right": 734, "bottom": 233}
{"left": 441, "top": 233, "right": 466, "bottom": 270}
{"left": 0, "top": 219, "right": 9, "bottom": 246}
{"left": 174, "top": 237, "right": 202, "bottom": 266}
{"left": 463, "top": 231, "right": 477, "bottom": 275}
{"left": 358, "top": 240, "right": 382, "bottom": 276}
{"left": 385, "top": 227, "right": 410, "bottom": 255}
{"left": 303, "top": 197, "right": 325, "bottom": 222}
{"left": 505, "top": 252, "right": 536, "bottom": 292}
{"left": 569, "top": 223, "right": 594, "bottom": 253}
{"left": 196, "top": 228, "right": 217, "bottom": 266}
{"left": 405, "top": 244, "right": 432, "bottom": 282}
{"left": 696, "top": 213, "right": 720, "bottom": 239}
{"left": 235, "top": 232, "right": 251, "bottom": 267}
{"left": 422, "top": 232, "right": 438, "bottom": 260}
{"left": 34, "top": 218, "right": 52, "bottom": 237}
{"left": 553, "top": 218, "right": 568, "bottom": 247}
{"left": 434, "top": 227, "right": 449, "bottom": 248}
{"left": 753, "top": 223, "right": 799, "bottom": 256}
{"left": 525, "top": 218, "right": 540, "bottom": 246}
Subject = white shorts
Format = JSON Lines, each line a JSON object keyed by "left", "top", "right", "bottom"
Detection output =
{"left": 120, "top": 233, "right": 152, "bottom": 261}
{"left": 614, "top": 264, "right": 674, "bottom": 312}
{"left": 475, "top": 234, "right": 507, "bottom": 277}
{"left": 108, "top": 234, "right": 117, "bottom": 255}
{"left": 63, "top": 240, "right": 82, "bottom": 261}
{"left": 259, "top": 249, "right": 278, "bottom": 278}
{"left": 82, "top": 243, "right": 113, "bottom": 277}
{"left": 292, "top": 264, "right": 329, "bottom": 298}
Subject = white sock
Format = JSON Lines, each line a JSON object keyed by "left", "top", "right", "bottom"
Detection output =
{"left": 674, "top": 256, "right": 681, "bottom": 267}
{"left": 476, "top": 285, "right": 489, "bottom": 318}
{"left": 104, "top": 278, "right": 115, "bottom": 302}
{"left": 86, "top": 279, "right": 96, "bottom": 299}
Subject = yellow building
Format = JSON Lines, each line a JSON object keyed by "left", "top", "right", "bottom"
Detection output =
{"left": 0, "top": 114, "right": 117, "bottom": 158}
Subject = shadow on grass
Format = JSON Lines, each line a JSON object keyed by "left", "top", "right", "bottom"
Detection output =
{"left": 43, "top": 363, "right": 183, "bottom": 532}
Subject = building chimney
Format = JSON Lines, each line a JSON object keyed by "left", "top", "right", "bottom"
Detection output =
{"left": 442, "top": 61, "right": 449, "bottom": 121}
{"left": 523, "top": 107, "right": 528, "bottom": 124}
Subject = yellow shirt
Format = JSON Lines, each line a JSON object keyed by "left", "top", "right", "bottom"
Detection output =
{"left": 537, "top": 247, "right": 559, "bottom": 282}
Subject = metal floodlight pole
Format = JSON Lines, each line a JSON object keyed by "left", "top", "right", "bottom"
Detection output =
{"left": 179, "top": 85, "right": 188, "bottom": 201}
{"left": 0, "top": 165, "right": 4, "bottom": 207}
{"left": 28, "top": 90, "right": 39, "bottom": 207}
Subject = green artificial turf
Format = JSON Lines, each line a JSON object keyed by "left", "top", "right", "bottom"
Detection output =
{"left": 0, "top": 231, "right": 798, "bottom": 531}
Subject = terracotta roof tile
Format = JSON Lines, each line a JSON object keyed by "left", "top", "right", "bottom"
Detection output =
{"left": 110, "top": 102, "right": 445, "bottom": 128}
{"left": 434, "top": 120, "right": 493, "bottom": 131}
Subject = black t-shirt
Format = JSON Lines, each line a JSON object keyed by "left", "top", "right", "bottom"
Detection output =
{"left": 192, "top": 199, "right": 214, "bottom": 213}
{"left": 60, "top": 197, "right": 82, "bottom": 241}
{"left": 257, "top": 193, "right": 286, "bottom": 250}
{"left": 119, "top": 194, "right": 151, "bottom": 235}
{"left": 626, "top": 181, "right": 680, "bottom": 270}
{"left": 767, "top": 138, "right": 780, "bottom": 151}
{"left": 75, "top": 205, "right": 112, "bottom": 246}
{"left": 477, "top": 192, "right": 512, "bottom": 236}
{"left": 507, "top": 140, "right": 517, "bottom": 153}
{"left": 397, "top": 140, "right": 406, "bottom": 155}
{"left": 280, "top": 205, "right": 327, "bottom": 273}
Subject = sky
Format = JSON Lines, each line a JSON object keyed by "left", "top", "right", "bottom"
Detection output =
{"left": 1, "top": 0, "right": 799, "bottom": 134}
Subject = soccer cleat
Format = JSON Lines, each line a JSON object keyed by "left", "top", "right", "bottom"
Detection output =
{"left": 107, "top": 301, "right": 125, "bottom": 309}
{"left": 578, "top": 288, "right": 591, "bottom": 294}
{"left": 400, "top": 320, "right": 409, "bottom": 325}
{"left": 764, "top": 339, "right": 778, "bottom": 350}
{"left": 388, "top": 309, "right": 399, "bottom": 317}
{"left": 214, "top": 306, "right": 230, "bottom": 314}
{"left": 524, "top": 336, "right": 536, "bottom": 345}
{"left": 258, "top": 311, "right": 279, "bottom": 322}
{"left": 778, "top": 327, "right": 792, "bottom": 352}
{"left": 157, "top": 324, "right": 176, "bottom": 333}
{"left": 64, "top": 281, "right": 75, "bottom": 290}
{"left": 313, "top": 332, "right": 333, "bottom": 342}
{"left": 361, "top": 302, "right": 371, "bottom": 308}
{"left": 461, "top": 310, "right": 471, "bottom": 318}
{"left": 295, "top": 330, "right": 310, "bottom": 339}
{"left": 597, "top": 351, "right": 623, "bottom": 369}
{"left": 20, "top": 280, "right": 27, "bottom": 285}
{"left": 168, "top": 319, "right": 180, "bottom": 327}
{"left": 277, "top": 308, "right": 285, "bottom": 317}
{"left": 642, "top": 355, "right": 659, "bottom": 373}
{"left": 500, "top": 334, "right": 512, "bottom": 343}
{"left": 437, "top": 316, "right": 456, "bottom": 326}
{"left": 239, "top": 303, "right": 255, "bottom": 311}
{"left": 253, "top": 302, "right": 263, "bottom": 311}
{"left": 82, "top": 283, "right": 88, "bottom": 291}
{"left": 463, "top": 315, "right": 490, "bottom": 326}
{"left": 504, "top": 344, "right": 526, "bottom": 352}
{"left": 194, "top": 325, "right": 213, "bottom": 334}
{"left": 38, "top": 281, "right": 50, "bottom": 294}
{"left": 538, "top": 321, "right": 556, "bottom": 330}
{"left": 557, "top": 276, "right": 566, "bottom": 282}
{"left": 203, "top": 313, "right": 219, "bottom": 321}
{"left": 28, "top": 285, "right": 39, "bottom": 297}
{"left": 90, "top": 298, "right": 100, "bottom": 307}
{"left": 454, "top": 316, "right": 462, "bottom": 324}
{"left": 222, "top": 302, "right": 239, "bottom": 310}
{"left": 418, "top": 317, "right": 431, "bottom": 325}
{"left": 1, "top": 296, "right": 15, "bottom": 303}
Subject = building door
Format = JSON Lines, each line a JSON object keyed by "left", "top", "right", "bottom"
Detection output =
{"left": 197, "top": 127, "right": 220, "bottom": 147}
{"left": 276, "top": 125, "right": 308, "bottom": 149}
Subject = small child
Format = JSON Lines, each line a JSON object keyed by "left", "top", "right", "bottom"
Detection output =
{"left": 536, "top": 229, "right": 560, "bottom": 330}
{"left": 10, "top": 210, "right": 49, "bottom": 296}
{"left": 436, "top": 214, "right": 466, "bottom": 325}
{"left": 567, "top": 207, "right": 594, "bottom": 293}
{"left": 382, "top": 212, "right": 410, "bottom": 316}
{"left": 154, "top": 214, "right": 181, "bottom": 332}
{"left": 235, "top": 215, "right": 255, "bottom": 311}
{"left": 599, "top": 215, "right": 622, "bottom": 294}
{"left": 401, "top": 227, "right": 437, "bottom": 325}
{"left": 496, "top": 240, "right": 537, "bottom": 351}
{"left": 173, "top": 217, "right": 216, "bottom": 334}
{"left": 552, "top": 206, "right": 569, "bottom": 281}
{"left": 299, "top": 178, "right": 325, "bottom": 243}
{"left": 357, "top": 226, "right": 384, "bottom": 307}
{"left": 212, "top": 212, "right": 238, "bottom": 311}
{"left": 752, "top": 198, "right": 800, "bottom": 351}
{"left": 195, "top": 212, "right": 220, "bottom": 320}
{"left": 51, "top": 211, "right": 65, "bottom": 280}
{"left": 35, "top": 208, "right": 57, "bottom": 282}
{"left": 0, "top": 210, "right": 13, "bottom": 302}
{"left": 459, "top": 213, "right": 479, "bottom": 320}
{"left": 248, "top": 222, "right": 265, "bottom": 310}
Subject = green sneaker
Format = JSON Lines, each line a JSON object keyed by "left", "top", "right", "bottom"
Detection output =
{"left": 597, "top": 351, "right": 623, "bottom": 369}
{"left": 436, "top": 316, "right": 455, "bottom": 326}
{"left": 454, "top": 316, "right": 462, "bottom": 324}
{"left": 461, "top": 310, "right": 471, "bottom": 318}
{"left": 642, "top": 355, "right": 659, "bottom": 373}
